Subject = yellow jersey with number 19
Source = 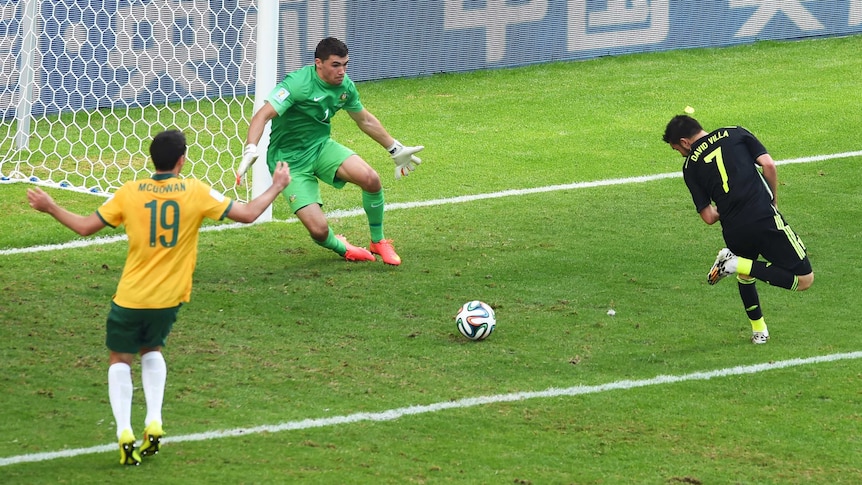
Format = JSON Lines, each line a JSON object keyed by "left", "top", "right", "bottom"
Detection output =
{"left": 96, "top": 173, "right": 233, "bottom": 309}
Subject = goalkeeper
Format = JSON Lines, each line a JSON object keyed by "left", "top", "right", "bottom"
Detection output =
{"left": 237, "top": 36, "right": 423, "bottom": 266}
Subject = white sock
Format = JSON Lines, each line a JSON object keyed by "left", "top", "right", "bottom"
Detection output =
{"left": 108, "top": 363, "right": 134, "bottom": 439}
{"left": 726, "top": 256, "right": 739, "bottom": 274}
{"left": 141, "top": 351, "right": 167, "bottom": 427}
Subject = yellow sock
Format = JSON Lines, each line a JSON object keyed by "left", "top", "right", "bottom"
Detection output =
{"left": 750, "top": 317, "right": 767, "bottom": 333}
{"left": 736, "top": 257, "right": 753, "bottom": 276}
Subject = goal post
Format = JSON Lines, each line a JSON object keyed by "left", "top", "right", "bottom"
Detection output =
{"left": 14, "top": 0, "right": 38, "bottom": 151}
{"left": 249, "top": 0, "right": 278, "bottom": 222}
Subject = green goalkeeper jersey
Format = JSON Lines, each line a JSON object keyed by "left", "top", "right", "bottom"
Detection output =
{"left": 265, "top": 64, "right": 364, "bottom": 168}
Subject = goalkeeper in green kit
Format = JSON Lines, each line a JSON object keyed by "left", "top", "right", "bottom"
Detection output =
{"left": 237, "top": 37, "right": 423, "bottom": 266}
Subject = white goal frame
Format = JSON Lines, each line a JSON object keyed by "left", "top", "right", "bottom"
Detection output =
{"left": 1, "top": 0, "right": 279, "bottom": 221}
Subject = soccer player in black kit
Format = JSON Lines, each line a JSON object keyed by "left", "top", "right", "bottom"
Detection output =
{"left": 663, "top": 115, "right": 814, "bottom": 344}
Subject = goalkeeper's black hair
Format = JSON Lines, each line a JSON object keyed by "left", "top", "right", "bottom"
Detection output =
{"left": 663, "top": 115, "right": 703, "bottom": 145}
{"left": 150, "top": 130, "right": 187, "bottom": 171}
{"left": 315, "top": 37, "right": 348, "bottom": 61}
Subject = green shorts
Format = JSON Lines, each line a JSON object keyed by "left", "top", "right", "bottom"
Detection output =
{"left": 105, "top": 301, "right": 180, "bottom": 354}
{"left": 268, "top": 139, "right": 355, "bottom": 213}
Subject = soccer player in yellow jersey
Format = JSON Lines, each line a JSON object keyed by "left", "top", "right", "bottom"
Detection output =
{"left": 236, "top": 37, "right": 424, "bottom": 266}
{"left": 27, "top": 130, "right": 291, "bottom": 465}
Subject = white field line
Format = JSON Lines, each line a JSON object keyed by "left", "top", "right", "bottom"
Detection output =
{"left": 3, "top": 150, "right": 859, "bottom": 257}
{"left": 2, "top": 350, "right": 861, "bottom": 467}
{"left": 1, "top": 151, "right": 860, "bottom": 466}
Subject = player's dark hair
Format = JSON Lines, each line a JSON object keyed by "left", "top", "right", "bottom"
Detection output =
{"left": 663, "top": 115, "right": 703, "bottom": 144}
{"left": 150, "top": 130, "right": 187, "bottom": 171}
{"left": 315, "top": 37, "right": 348, "bottom": 61}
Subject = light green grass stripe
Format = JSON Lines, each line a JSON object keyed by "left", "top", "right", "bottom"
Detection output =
{"left": 2, "top": 350, "right": 860, "bottom": 468}
{"left": 3, "top": 149, "right": 859, "bottom": 257}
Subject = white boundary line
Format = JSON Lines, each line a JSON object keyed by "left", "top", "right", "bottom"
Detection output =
{"left": 3, "top": 150, "right": 859, "bottom": 257}
{"left": 2, "top": 350, "right": 860, "bottom": 467}
{"left": 2, "top": 150, "right": 860, "bottom": 467}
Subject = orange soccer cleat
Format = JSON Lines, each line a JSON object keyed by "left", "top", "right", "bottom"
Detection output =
{"left": 335, "top": 234, "right": 375, "bottom": 262}
{"left": 369, "top": 239, "right": 402, "bottom": 266}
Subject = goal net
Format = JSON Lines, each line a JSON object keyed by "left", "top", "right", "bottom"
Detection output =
{"left": 1, "top": 0, "right": 261, "bottom": 203}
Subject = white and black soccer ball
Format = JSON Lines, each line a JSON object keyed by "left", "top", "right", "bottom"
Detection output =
{"left": 455, "top": 300, "right": 496, "bottom": 341}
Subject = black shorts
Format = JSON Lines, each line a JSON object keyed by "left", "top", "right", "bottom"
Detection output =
{"left": 722, "top": 211, "right": 812, "bottom": 275}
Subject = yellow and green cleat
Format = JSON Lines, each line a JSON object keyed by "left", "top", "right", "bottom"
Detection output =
{"left": 118, "top": 429, "right": 141, "bottom": 466}
{"left": 139, "top": 421, "right": 164, "bottom": 457}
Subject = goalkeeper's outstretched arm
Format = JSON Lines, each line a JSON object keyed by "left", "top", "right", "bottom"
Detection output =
{"left": 347, "top": 108, "right": 424, "bottom": 180}
{"left": 237, "top": 102, "right": 279, "bottom": 185}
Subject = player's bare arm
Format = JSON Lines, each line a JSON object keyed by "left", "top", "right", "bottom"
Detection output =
{"left": 699, "top": 204, "right": 720, "bottom": 225}
{"left": 27, "top": 187, "right": 106, "bottom": 236}
{"left": 237, "top": 102, "right": 279, "bottom": 184}
{"left": 228, "top": 161, "right": 292, "bottom": 223}
{"left": 348, "top": 108, "right": 425, "bottom": 180}
{"left": 756, "top": 153, "right": 778, "bottom": 207}
{"left": 347, "top": 108, "right": 394, "bottom": 147}
{"left": 245, "top": 102, "right": 278, "bottom": 147}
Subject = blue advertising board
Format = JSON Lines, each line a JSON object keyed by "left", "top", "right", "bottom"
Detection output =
{"left": 2, "top": 0, "right": 860, "bottom": 119}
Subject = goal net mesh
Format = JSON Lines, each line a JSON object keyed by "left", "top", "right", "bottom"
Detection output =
{"left": 1, "top": 0, "right": 257, "bottom": 200}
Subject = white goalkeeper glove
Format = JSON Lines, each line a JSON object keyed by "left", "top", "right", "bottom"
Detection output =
{"left": 235, "top": 144, "right": 259, "bottom": 185}
{"left": 387, "top": 140, "right": 424, "bottom": 180}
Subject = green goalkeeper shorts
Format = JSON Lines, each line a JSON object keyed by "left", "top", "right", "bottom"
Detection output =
{"left": 269, "top": 139, "right": 355, "bottom": 213}
{"left": 105, "top": 301, "right": 180, "bottom": 354}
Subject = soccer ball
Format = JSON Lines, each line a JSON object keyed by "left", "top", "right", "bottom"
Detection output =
{"left": 455, "top": 300, "right": 496, "bottom": 341}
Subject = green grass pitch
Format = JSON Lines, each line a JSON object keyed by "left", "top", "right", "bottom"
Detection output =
{"left": 1, "top": 36, "right": 862, "bottom": 484}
